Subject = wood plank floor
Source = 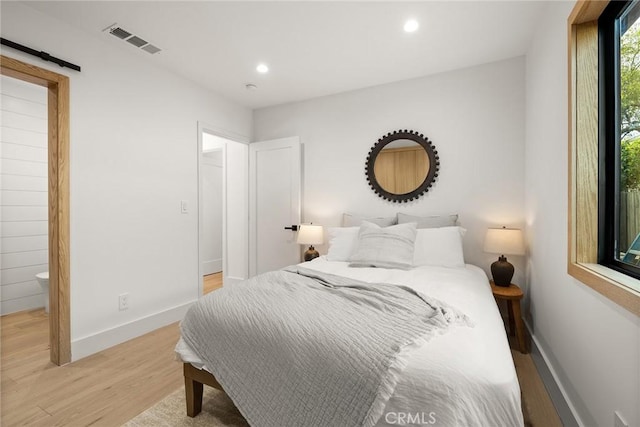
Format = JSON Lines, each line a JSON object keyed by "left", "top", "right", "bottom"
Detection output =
{"left": 1, "top": 275, "right": 561, "bottom": 426}
{"left": 512, "top": 350, "right": 562, "bottom": 426}
{"left": 203, "top": 272, "right": 223, "bottom": 294}
{"left": 1, "top": 309, "right": 183, "bottom": 426}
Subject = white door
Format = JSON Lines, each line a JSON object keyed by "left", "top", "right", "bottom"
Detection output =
{"left": 249, "top": 137, "right": 301, "bottom": 276}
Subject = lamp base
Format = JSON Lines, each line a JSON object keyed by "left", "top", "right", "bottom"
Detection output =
{"left": 304, "top": 245, "right": 319, "bottom": 262}
{"left": 491, "top": 255, "right": 514, "bottom": 286}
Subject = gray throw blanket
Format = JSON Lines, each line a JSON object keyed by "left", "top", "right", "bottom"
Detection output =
{"left": 181, "top": 266, "right": 469, "bottom": 427}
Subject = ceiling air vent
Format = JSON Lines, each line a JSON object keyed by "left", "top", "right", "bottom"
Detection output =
{"left": 142, "top": 44, "right": 161, "bottom": 55}
{"left": 109, "top": 27, "right": 131, "bottom": 40}
{"left": 103, "top": 23, "right": 162, "bottom": 55}
{"left": 126, "top": 35, "right": 148, "bottom": 48}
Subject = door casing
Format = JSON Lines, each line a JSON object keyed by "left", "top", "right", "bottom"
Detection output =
{"left": 1, "top": 55, "right": 71, "bottom": 365}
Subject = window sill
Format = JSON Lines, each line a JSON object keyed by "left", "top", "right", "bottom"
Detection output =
{"left": 568, "top": 262, "right": 640, "bottom": 316}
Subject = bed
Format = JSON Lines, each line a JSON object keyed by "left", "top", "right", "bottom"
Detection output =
{"left": 175, "top": 221, "right": 524, "bottom": 427}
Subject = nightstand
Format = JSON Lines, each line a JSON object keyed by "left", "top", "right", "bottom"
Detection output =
{"left": 490, "top": 281, "right": 528, "bottom": 354}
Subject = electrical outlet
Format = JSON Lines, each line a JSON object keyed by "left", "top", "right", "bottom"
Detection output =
{"left": 615, "top": 411, "right": 628, "bottom": 427}
{"left": 118, "top": 293, "right": 129, "bottom": 311}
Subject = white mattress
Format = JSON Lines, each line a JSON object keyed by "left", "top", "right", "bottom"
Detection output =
{"left": 176, "top": 258, "right": 523, "bottom": 426}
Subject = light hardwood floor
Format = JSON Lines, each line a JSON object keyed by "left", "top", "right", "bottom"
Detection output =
{"left": 1, "top": 309, "right": 183, "bottom": 426}
{"left": 203, "top": 272, "right": 223, "bottom": 294}
{"left": 1, "top": 275, "right": 561, "bottom": 427}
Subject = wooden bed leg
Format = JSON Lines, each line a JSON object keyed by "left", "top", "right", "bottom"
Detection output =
{"left": 185, "top": 369, "right": 203, "bottom": 417}
{"left": 183, "top": 362, "right": 225, "bottom": 417}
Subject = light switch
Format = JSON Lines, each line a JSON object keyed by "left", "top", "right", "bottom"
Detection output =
{"left": 181, "top": 200, "right": 188, "bottom": 214}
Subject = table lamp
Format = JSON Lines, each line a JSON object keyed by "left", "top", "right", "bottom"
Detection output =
{"left": 483, "top": 227, "right": 525, "bottom": 286}
{"left": 297, "top": 224, "right": 323, "bottom": 261}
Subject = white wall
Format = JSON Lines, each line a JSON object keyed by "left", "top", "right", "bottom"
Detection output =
{"left": 254, "top": 57, "right": 527, "bottom": 280}
{"left": 0, "top": 75, "right": 49, "bottom": 314}
{"left": 525, "top": 3, "right": 640, "bottom": 427}
{"left": 1, "top": 2, "right": 252, "bottom": 359}
{"left": 201, "top": 149, "right": 223, "bottom": 275}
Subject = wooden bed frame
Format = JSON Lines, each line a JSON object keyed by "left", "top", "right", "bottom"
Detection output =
{"left": 183, "top": 362, "right": 224, "bottom": 417}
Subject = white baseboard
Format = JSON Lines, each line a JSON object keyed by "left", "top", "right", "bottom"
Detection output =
{"left": 224, "top": 275, "right": 244, "bottom": 285}
{"left": 524, "top": 320, "right": 584, "bottom": 427}
{"left": 71, "top": 301, "right": 195, "bottom": 362}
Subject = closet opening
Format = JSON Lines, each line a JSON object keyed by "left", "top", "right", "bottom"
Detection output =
{"left": 0, "top": 55, "right": 71, "bottom": 365}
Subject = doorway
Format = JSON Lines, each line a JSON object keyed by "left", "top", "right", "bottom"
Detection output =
{"left": 0, "top": 55, "right": 71, "bottom": 365}
{"left": 1, "top": 74, "right": 49, "bottom": 315}
{"left": 201, "top": 135, "right": 224, "bottom": 294}
{"left": 197, "top": 124, "right": 249, "bottom": 295}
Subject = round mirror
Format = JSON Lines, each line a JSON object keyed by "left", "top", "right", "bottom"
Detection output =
{"left": 365, "top": 130, "right": 439, "bottom": 202}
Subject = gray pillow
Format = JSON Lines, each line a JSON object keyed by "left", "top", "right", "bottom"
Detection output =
{"left": 342, "top": 213, "right": 397, "bottom": 227}
{"left": 349, "top": 221, "right": 417, "bottom": 269}
{"left": 397, "top": 212, "right": 458, "bottom": 229}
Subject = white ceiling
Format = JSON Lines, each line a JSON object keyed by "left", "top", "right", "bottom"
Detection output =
{"left": 26, "top": 1, "right": 547, "bottom": 109}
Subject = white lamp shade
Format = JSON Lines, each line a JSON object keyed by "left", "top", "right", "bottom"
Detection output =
{"left": 297, "top": 224, "right": 324, "bottom": 245}
{"left": 483, "top": 228, "right": 525, "bottom": 256}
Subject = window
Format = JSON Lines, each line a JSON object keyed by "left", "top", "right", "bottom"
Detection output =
{"left": 568, "top": 0, "right": 640, "bottom": 317}
{"left": 599, "top": 0, "right": 640, "bottom": 280}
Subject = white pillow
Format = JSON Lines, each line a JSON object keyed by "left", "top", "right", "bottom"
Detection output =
{"left": 349, "top": 222, "right": 417, "bottom": 270}
{"left": 342, "top": 213, "right": 397, "bottom": 227}
{"left": 326, "top": 227, "right": 360, "bottom": 261}
{"left": 397, "top": 212, "right": 458, "bottom": 228}
{"left": 413, "top": 226, "right": 466, "bottom": 268}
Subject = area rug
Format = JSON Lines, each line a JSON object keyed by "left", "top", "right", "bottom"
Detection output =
{"left": 123, "top": 387, "right": 248, "bottom": 427}
{"left": 124, "top": 386, "right": 533, "bottom": 426}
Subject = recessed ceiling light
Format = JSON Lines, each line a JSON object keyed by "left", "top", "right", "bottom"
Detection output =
{"left": 404, "top": 19, "right": 419, "bottom": 33}
{"left": 256, "top": 63, "right": 269, "bottom": 73}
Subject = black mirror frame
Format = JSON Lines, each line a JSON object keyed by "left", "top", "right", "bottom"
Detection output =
{"left": 365, "top": 129, "right": 439, "bottom": 203}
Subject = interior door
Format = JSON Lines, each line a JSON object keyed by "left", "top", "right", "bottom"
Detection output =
{"left": 249, "top": 137, "right": 301, "bottom": 276}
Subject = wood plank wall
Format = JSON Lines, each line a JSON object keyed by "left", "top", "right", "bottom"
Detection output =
{"left": 0, "top": 75, "right": 49, "bottom": 315}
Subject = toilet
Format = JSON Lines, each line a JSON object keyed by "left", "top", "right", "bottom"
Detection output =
{"left": 35, "top": 272, "right": 49, "bottom": 313}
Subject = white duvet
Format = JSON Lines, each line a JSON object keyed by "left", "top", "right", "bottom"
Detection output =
{"left": 176, "top": 258, "right": 523, "bottom": 427}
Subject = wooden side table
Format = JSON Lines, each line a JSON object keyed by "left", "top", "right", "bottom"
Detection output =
{"left": 490, "top": 281, "right": 528, "bottom": 354}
